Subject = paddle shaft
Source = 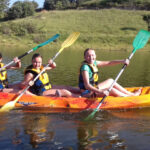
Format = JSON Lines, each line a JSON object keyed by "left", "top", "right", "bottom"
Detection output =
{"left": 0, "top": 47, "right": 64, "bottom": 108}
{"left": 0, "top": 49, "right": 34, "bottom": 71}
{"left": 85, "top": 30, "right": 150, "bottom": 120}
{"left": 30, "top": 46, "right": 63, "bottom": 82}
{"left": 14, "top": 47, "right": 64, "bottom": 101}
{"left": 96, "top": 50, "right": 136, "bottom": 110}
{"left": 0, "top": 34, "right": 59, "bottom": 71}
{"left": 32, "top": 48, "right": 63, "bottom": 82}
{"left": 84, "top": 50, "right": 137, "bottom": 120}
{"left": 0, "top": 32, "right": 80, "bottom": 112}
{"left": 27, "top": 32, "right": 80, "bottom": 82}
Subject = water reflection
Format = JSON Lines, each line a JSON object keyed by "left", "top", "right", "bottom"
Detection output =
{"left": 75, "top": 111, "right": 127, "bottom": 150}
{"left": 12, "top": 128, "right": 22, "bottom": 145}
{"left": 0, "top": 113, "right": 8, "bottom": 133}
{"left": 22, "top": 114, "right": 51, "bottom": 148}
{"left": 74, "top": 109, "right": 150, "bottom": 150}
{"left": 1, "top": 110, "right": 150, "bottom": 149}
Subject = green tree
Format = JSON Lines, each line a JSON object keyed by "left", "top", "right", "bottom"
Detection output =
{"left": 44, "top": 0, "right": 70, "bottom": 10}
{"left": 22, "top": 1, "right": 35, "bottom": 17}
{"left": 76, "top": 0, "right": 82, "bottom": 7}
{"left": 31, "top": 0, "right": 38, "bottom": 9}
{"left": 143, "top": 15, "right": 150, "bottom": 31}
{"left": 0, "top": 0, "right": 9, "bottom": 18}
{"left": 6, "top": 1, "right": 35, "bottom": 20}
{"left": 7, "top": 1, "right": 23, "bottom": 19}
{"left": 55, "top": 1, "right": 63, "bottom": 9}
{"left": 56, "top": 0, "right": 70, "bottom": 9}
{"left": 44, "top": 0, "right": 56, "bottom": 10}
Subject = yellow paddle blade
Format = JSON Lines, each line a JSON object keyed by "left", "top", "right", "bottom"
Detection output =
{"left": 0, "top": 32, "right": 80, "bottom": 113}
{"left": 0, "top": 101, "right": 15, "bottom": 112}
{"left": 0, "top": 95, "right": 20, "bottom": 112}
{"left": 61, "top": 32, "right": 80, "bottom": 51}
{"left": 52, "top": 32, "right": 80, "bottom": 60}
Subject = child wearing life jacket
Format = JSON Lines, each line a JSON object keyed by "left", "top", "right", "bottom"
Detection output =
{"left": 78, "top": 48, "right": 141, "bottom": 97}
{"left": 20, "top": 53, "right": 74, "bottom": 97}
{"left": 0, "top": 52, "right": 21, "bottom": 91}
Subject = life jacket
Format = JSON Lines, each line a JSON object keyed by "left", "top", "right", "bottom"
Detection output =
{"left": 25, "top": 65, "right": 51, "bottom": 95}
{"left": 0, "top": 63, "right": 8, "bottom": 89}
{"left": 79, "top": 61, "right": 99, "bottom": 90}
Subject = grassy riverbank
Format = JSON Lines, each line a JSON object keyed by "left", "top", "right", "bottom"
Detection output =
{"left": 0, "top": 9, "right": 150, "bottom": 51}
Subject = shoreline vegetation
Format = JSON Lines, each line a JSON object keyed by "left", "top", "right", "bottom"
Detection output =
{"left": 0, "top": 8, "right": 150, "bottom": 51}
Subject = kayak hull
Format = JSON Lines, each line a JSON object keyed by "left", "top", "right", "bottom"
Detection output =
{"left": 0, "top": 86, "right": 150, "bottom": 112}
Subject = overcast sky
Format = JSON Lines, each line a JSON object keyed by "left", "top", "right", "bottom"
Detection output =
{"left": 9, "top": 0, "right": 45, "bottom": 8}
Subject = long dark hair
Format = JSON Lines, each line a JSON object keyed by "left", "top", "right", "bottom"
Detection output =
{"left": 32, "top": 53, "right": 42, "bottom": 60}
{"left": 84, "top": 48, "right": 94, "bottom": 57}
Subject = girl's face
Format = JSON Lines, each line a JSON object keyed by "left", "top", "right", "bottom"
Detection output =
{"left": 84, "top": 49, "right": 96, "bottom": 64}
{"left": 32, "top": 56, "right": 42, "bottom": 69}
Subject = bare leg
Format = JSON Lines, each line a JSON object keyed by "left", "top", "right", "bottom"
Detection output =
{"left": 52, "top": 85, "right": 80, "bottom": 94}
{"left": 43, "top": 89, "right": 79, "bottom": 97}
{"left": 2, "top": 82, "right": 22, "bottom": 93}
{"left": 43, "top": 89, "right": 58, "bottom": 97}
{"left": 109, "top": 88, "right": 131, "bottom": 97}
{"left": 98, "top": 78, "right": 141, "bottom": 97}
{"left": 2, "top": 88, "right": 19, "bottom": 93}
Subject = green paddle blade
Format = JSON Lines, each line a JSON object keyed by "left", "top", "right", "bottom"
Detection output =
{"left": 84, "top": 108, "right": 98, "bottom": 121}
{"left": 32, "top": 34, "right": 60, "bottom": 51}
{"left": 84, "top": 29, "right": 150, "bottom": 121}
{"left": 132, "top": 29, "right": 150, "bottom": 53}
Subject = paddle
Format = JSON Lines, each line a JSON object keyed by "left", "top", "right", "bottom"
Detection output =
{"left": 0, "top": 32, "right": 80, "bottom": 112}
{"left": 85, "top": 29, "right": 150, "bottom": 121}
{"left": 0, "top": 34, "right": 60, "bottom": 71}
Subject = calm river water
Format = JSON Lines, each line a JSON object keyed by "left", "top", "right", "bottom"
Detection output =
{"left": 0, "top": 46, "right": 150, "bottom": 150}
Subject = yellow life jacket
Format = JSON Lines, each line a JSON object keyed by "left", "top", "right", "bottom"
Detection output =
{"left": 88, "top": 63, "right": 99, "bottom": 85}
{"left": 79, "top": 61, "right": 99, "bottom": 90}
{"left": 25, "top": 65, "right": 51, "bottom": 90}
{"left": 0, "top": 63, "right": 8, "bottom": 88}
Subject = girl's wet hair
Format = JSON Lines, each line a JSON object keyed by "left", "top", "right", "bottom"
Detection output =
{"left": 32, "top": 53, "right": 42, "bottom": 60}
{"left": 84, "top": 48, "right": 94, "bottom": 56}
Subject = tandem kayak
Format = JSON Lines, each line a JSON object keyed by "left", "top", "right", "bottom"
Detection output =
{"left": 0, "top": 86, "right": 150, "bottom": 113}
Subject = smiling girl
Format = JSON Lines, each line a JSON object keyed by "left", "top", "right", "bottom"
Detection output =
{"left": 79, "top": 48, "right": 141, "bottom": 97}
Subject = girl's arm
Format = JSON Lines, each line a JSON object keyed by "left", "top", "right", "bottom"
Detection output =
{"left": 96, "top": 59, "right": 129, "bottom": 67}
{"left": 6, "top": 57, "right": 21, "bottom": 69}
{"left": 45, "top": 59, "right": 56, "bottom": 70}
{"left": 20, "top": 73, "right": 33, "bottom": 89}
{"left": 82, "top": 71, "right": 104, "bottom": 94}
{"left": 19, "top": 73, "right": 36, "bottom": 96}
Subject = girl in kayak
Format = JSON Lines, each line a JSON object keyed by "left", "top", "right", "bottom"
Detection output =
{"left": 20, "top": 53, "right": 74, "bottom": 97}
{"left": 0, "top": 52, "right": 21, "bottom": 91}
{"left": 79, "top": 48, "right": 141, "bottom": 97}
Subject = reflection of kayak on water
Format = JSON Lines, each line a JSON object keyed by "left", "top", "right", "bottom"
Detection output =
{"left": 110, "top": 108, "right": 150, "bottom": 119}
{"left": 1, "top": 86, "right": 150, "bottom": 113}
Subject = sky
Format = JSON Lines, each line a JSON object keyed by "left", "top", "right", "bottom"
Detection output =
{"left": 9, "top": 0, "right": 45, "bottom": 8}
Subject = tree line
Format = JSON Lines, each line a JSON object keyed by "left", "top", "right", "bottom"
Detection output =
{"left": 0, "top": 0, "right": 150, "bottom": 24}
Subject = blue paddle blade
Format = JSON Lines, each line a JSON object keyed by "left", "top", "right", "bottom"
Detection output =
{"left": 33, "top": 34, "right": 60, "bottom": 51}
{"left": 133, "top": 29, "right": 150, "bottom": 53}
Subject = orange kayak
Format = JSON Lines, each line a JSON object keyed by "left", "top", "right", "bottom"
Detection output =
{"left": 0, "top": 86, "right": 150, "bottom": 113}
